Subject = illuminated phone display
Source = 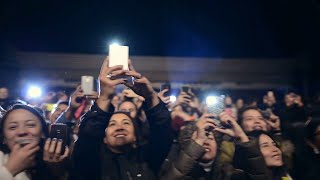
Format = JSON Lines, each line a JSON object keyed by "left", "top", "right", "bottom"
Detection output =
{"left": 109, "top": 45, "right": 129, "bottom": 70}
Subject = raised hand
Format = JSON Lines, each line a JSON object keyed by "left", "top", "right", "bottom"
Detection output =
{"left": 97, "top": 58, "right": 127, "bottom": 111}
{"left": 69, "top": 85, "right": 85, "bottom": 109}
{"left": 43, "top": 138, "right": 69, "bottom": 163}
{"left": 266, "top": 113, "right": 281, "bottom": 131}
{"left": 123, "top": 59, "right": 159, "bottom": 109}
{"left": 214, "top": 112, "right": 249, "bottom": 142}
{"left": 191, "top": 114, "right": 217, "bottom": 145}
{"left": 4, "top": 141, "right": 40, "bottom": 176}
{"left": 177, "top": 92, "right": 192, "bottom": 105}
{"left": 158, "top": 89, "right": 170, "bottom": 104}
{"left": 99, "top": 58, "right": 127, "bottom": 98}
{"left": 187, "top": 91, "right": 200, "bottom": 110}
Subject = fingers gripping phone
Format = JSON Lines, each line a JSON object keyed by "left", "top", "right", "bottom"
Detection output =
{"left": 179, "top": 85, "right": 194, "bottom": 115}
{"left": 181, "top": 86, "right": 190, "bottom": 94}
{"left": 160, "top": 83, "right": 171, "bottom": 97}
{"left": 50, "top": 123, "right": 68, "bottom": 154}
{"left": 207, "top": 95, "right": 232, "bottom": 129}
{"left": 108, "top": 45, "right": 133, "bottom": 84}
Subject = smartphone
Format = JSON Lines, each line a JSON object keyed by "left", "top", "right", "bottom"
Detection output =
{"left": 207, "top": 95, "right": 231, "bottom": 129}
{"left": 50, "top": 123, "right": 68, "bottom": 154}
{"left": 81, "top": 76, "right": 94, "bottom": 95}
{"left": 108, "top": 45, "right": 134, "bottom": 84}
{"left": 109, "top": 45, "right": 129, "bottom": 70}
{"left": 160, "top": 83, "right": 171, "bottom": 97}
{"left": 181, "top": 86, "right": 190, "bottom": 93}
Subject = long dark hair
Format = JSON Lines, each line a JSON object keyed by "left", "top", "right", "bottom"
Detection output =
{"left": 247, "top": 130, "right": 288, "bottom": 180}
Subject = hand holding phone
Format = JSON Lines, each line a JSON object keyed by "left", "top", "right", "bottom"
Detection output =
{"left": 160, "top": 83, "right": 171, "bottom": 97}
{"left": 49, "top": 123, "right": 68, "bottom": 154}
{"left": 181, "top": 86, "right": 191, "bottom": 94}
{"left": 108, "top": 45, "right": 134, "bottom": 84}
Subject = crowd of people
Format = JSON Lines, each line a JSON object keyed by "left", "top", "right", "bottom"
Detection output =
{"left": 0, "top": 57, "right": 320, "bottom": 180}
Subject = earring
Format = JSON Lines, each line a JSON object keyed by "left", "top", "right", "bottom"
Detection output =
{"left": 313, "top": 147, "right": 320, "bottom": 154}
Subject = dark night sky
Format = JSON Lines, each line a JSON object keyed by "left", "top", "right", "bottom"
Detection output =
{"left": 1, "top": 0, "right": 319, "bottom": 58}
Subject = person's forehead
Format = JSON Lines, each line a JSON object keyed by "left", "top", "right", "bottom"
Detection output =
{"left": 0, "top": 88, "right": 8, "bottom": 92}
{"left": 259, "top": 134, "right": 273, "bottom": 142}
{"left": 119, "top": 102, "right": 136, "bottom": 108}
{"left": 243, "top": 109, "right": 262, "bottom": 116}
{"left": 6, "top": 109, "right": 39, "bottom": 123}
{"left": 111, "top": 113, "right": 131, "bottom": 119}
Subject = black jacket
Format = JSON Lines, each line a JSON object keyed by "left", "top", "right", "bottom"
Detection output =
{"left": 293, "top": 145, "right": 320, "bottom": 180}
{"left": 71, "top": 101, "right": 173, "bottom": 180}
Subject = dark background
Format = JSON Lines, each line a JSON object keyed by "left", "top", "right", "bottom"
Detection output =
{"left": 0, "top": 0, "right": 319, "bottom": 95}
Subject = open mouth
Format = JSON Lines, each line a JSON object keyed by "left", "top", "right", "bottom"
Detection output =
{"left": 16, "top": 139, "right": 33, "bottom": 146}
{"left": 114, "top": 133, "right": 127, "bottom": 138}
{"left": 272, "top": 154, "right": 281, "bottom": 159}
{"left": 253, "top": 125, "right": 263, "bottom": 130}
{"left": 203, "top": 146, "right": 211, "bottom": 152}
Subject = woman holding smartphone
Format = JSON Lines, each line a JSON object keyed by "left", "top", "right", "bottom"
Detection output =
{"left": 0, "top": 104, "right": 69, "bottom": 180}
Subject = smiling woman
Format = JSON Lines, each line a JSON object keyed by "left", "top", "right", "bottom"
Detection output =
{"left": 0, "top": 104, "right": 69, "bottom": 180}
{"left": 103, "top": 112, "right": 137, "bottom": 153}
{"left": 246, "top": 131, "right": 292, "bottom": 180}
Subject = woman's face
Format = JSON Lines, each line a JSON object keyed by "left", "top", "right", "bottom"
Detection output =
{"left": 236, "top": 99, "right": 244, "bottom": 109}
{"left": 241, "top": 109, "right": 268, "bottom": 132}
{"left": 259, "top": 134, "right": 283, "bottom": 167}
{"left": 3, "top": 109, "right": 43, "bottom": 150}
{"left": 201, "top": 133, "right": 218, "bottom": 162}
{"left": 104, "top": 113, "right": 136, "bottom": 152}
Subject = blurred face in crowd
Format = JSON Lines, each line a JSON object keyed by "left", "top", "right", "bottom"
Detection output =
{"left": 285, "top": 93, "right": 298, "bottom": 107}
{"left": 119, "top": 101, "right": 138, "bottom": 118}
{"left": 201, "top": 132, "right": 218, "bottom": 162}
{"left": 236, "top": 99, "right": 244, "bottom": 109}
{"left": 57, "top": 91, "right": 68, "bottom": 101}
{"left": 50, "top": 103, "right": 68, "bottom": 123}
{"left": 225, "top": 96, "right": 232, "bottom": 106}
{"left": 284, "top": 94, "right": 293, "bottom": 106}
{"left": 259, "top": 134, "right": 283, "bottom": 167}
{"left": 3, "top": 109, "right": 43, "bottom": 151}
{"left": 111, "top": 96, "right": 120, "bottom": 110}
{"left": 104, "top": 113, "right": 136, "bottom": 153}
{"left": 241, "top": 109, "right": 268, "bottom": 132}
{"left": 0, "top": 87, "right": 9, "bottom": 99}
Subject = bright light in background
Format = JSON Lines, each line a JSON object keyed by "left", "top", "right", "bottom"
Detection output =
{"left": 170, "top": 95, "right": 177, "bottom": 102}
{"left": 110, "top": 42, "right": 120, "bottom": 46}
{"left": 27, "top": 86, "right": 42, "bottom": 98}
{"left": 206, "top": 96, "right": 218, "bottom": 106}
{"left": 109, "top": 40, "right": 122, "bottom": 47}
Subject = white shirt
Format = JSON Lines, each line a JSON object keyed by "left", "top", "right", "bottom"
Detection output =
{"left": 0, "top": 151, "right": 30, "bottom": 180}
